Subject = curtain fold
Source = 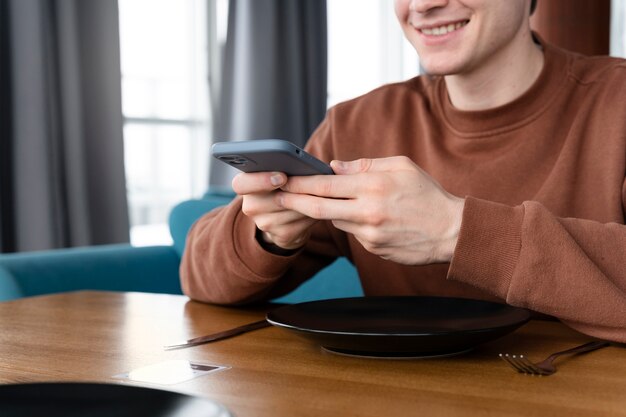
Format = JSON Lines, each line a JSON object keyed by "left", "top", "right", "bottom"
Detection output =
{"left": 1, "top": 0, "right": 129, "bottom": 252}
{"left": 0, "top": 0, "right": 15, "bottom": 252}
{"left": 210, "top": 0, "right": 328, "bottom": 187}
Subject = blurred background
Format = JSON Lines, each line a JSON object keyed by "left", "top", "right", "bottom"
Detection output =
{"left": 118, "top": 0, "right": 418, "bottom": 246}
{"left": 1, "top": 0, "right": 625, "bottom": 252}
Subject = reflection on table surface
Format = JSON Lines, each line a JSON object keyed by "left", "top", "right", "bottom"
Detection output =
{"left": 0, "top": 290, "right": 625, "bottom": 417}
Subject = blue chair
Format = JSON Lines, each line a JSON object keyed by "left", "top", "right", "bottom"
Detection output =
{"left": 0, "top": 190, "right": 362, "bottom": 303}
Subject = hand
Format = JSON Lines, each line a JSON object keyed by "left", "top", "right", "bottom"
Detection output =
{"left": 232, "top": 171, "right": 317, "bottom": 250}
{"left": 278, "top": 157, "right": 465, "bottom": 265}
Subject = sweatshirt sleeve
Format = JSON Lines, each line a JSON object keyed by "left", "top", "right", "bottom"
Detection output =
{"left": 180, "top": 115, "right": 346, "bottom": 305}
{"left": 180, "top": 196, "right": 341, "bottom": 304}
{"left": 447, "top": 192, "right": 626, "bottom": 343}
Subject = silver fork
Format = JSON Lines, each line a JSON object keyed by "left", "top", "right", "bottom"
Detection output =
{"left": 499, "top": 340, "right": 610, "bottom": 376}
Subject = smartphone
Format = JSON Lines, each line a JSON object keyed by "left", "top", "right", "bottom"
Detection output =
{"left": 211, "top": 139, "right": 333, "bottom": 176}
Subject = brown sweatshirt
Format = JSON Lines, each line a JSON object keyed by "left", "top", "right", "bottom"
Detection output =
{"left": 181, "top": 40, "right": 626, "bottom": 342}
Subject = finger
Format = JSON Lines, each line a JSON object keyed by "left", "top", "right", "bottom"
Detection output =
{"left": 241, "top": 193, "right": 284, "bottom": 216}
{"left": 253, "top": 209, "right": 312, "bottom": 232}
{"left": 260, "top": 217, "right": 317, "bottom": 249}
{"left": 281, "top": 174, "right": 360, "bottom": 199}
{"left": 330, "top": 219, "right": 360, "bottom": 235}
{"left": 330, "top": 156, "right": 416, "bottom": 175}
{"left": 331, "top": 220, "right": 393, "bottom": 257}
{"left": 329, "top": 220, "right": 379, "bottom": 256}
{"left": 278, "top": 192, "right": 365, "bottom": 222}
{"left": 232, "top": 172, "right": 287, "bottom": 195}
{"left": 331, "top": 220, "right": 381, "bottom": 245}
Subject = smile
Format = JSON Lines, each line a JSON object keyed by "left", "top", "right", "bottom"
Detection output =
{"left": 419, "top": 20, "right": 469, "bottom": 36}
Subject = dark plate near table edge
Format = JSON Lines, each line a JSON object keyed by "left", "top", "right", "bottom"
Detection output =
{"left": 266, "top": 296, "right": 531, "bottom": 358}
{"left": 0, "top": 382, "right": 231, "bottom": 417}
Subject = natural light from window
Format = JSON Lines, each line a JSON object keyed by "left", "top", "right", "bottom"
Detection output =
{"left": 611, "top": 0, "right": 626, "bottom": 57}
{"left": 327, "top": 0, "right": 419, "bottom": 107}
{"left": 119, "top": 0, "right": 418, "bottom": 247}
{"left": 119, "top": 0, "right": 215, "bottom": 246}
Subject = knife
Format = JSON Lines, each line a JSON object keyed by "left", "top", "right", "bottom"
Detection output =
{"left": 163, "top": 319, "right": 271, "bottom": 350}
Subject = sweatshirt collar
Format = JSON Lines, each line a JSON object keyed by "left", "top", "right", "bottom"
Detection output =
{"left": 435, "top": 34, "right": 570, "bottom": 137}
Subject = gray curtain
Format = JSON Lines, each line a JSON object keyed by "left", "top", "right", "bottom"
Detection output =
{"left": 0, "top": 0, "right": 129, "bottom": 252}
{"left": 210, "top": 0, "right": 328, "bottom": 187}
{"left": 0, "top": 0, "right": 13, "bottom": 252}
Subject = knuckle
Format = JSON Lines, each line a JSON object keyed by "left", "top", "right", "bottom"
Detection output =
{"left": 361, "top": 204, "right": 386, "bottom": 227}
{"left": 359, "top": 239, "right": 378, "bottom": 255}
{"left": 254, "top": 218, "right": 272, "bottom": 232}
{"left": 269, "top": 231, "right": 285, "bottom": 243}
{"left": 360, "top": 226, "right": 382, "bottom": 246}
{"left": 310, "top": 203, "right": 326, "bottom": 219}
{"left": 397, "top": 155, "right": 413, "bottom": 166}
{"left": 241, "top": 199, "right": 255, "bottom": 216}
{"left": 358, "top": 158, "right": 373, "bottom": 172}
{"left": 318, "top": 179, "right": 334, "bottom": 196}
{"left": 241, "top": 195, "right": 266, "bottom": 217}
{"left": 387, "top": 155, "right": 414, "bottom": 170}
{"left": 272, "top": 231, "right": 296, "bottom": 246}
{"left": 366, "top": 177, "right": 388, "bottom": 196}
{"left": 273, "top": 192, "right": 285, "bottom": 208}
{"left": 368, "top": 212, "right": 385, "bottom": 227}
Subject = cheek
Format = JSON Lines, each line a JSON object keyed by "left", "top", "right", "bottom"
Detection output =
{"left": 477, "top": 8, "right": 527, "bottom": 53}
{"left": 482, "top": 2, "right": 527, "bottom": 38}
{"left": 394, "top": 0, "right": 410, "bottom": 23}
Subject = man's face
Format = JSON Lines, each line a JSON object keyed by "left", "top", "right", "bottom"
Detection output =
{"left": 395, "top": 0, "right": 530, "bottom": 76}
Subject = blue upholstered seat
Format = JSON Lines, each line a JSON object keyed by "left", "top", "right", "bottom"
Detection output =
{"left": 0, "top": 190, "right": 362, "bottom": 303}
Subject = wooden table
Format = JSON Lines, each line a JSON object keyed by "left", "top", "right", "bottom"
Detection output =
{"left": 0, "top": 291, "right": 625, "bottom": 417}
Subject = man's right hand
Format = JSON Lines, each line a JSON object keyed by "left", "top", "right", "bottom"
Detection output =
{"left": 232, "top": 171, "right": 317, "bottom": 250}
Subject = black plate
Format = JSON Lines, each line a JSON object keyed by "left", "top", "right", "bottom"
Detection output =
{"left": 0, "top": 382, "right": 230, "bottom": 417}
{"left": 266, "top": 296, "right": 530, "bottom": 358}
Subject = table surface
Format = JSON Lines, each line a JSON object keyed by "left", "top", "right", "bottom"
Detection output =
{"left": 0, "top": 290, "right": 624, "bottom": 417}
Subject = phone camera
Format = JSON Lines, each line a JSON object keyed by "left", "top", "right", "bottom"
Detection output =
{"left": 219, "top": 155, "right": 248, "bottom": 165}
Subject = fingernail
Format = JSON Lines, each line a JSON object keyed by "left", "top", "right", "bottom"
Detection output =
{"left": 270, "top": 173, "right": 283, "bottom": 186}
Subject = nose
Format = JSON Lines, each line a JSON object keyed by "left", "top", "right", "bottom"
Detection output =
{"left": 409, "top": 0, "right": 450, "bottom": 14}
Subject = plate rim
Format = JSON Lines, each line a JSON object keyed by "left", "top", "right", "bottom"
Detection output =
{"left": 266, "top": 295, "right": 531, "bottom": 337}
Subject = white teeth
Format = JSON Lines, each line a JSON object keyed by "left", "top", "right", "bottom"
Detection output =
{"left": 420, "top": 20, "right": 467, "bottom": 36}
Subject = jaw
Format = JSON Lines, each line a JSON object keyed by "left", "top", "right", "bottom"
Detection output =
{"left": 440, "top": 25, "right": 545, "bottom": 111}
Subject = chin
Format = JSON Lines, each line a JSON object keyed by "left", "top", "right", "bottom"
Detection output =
{"left": 416, "top": 53, "right": 462, "bottom": 76}
{"left": 419, "top": 61, "right": 461, "bottom": 76}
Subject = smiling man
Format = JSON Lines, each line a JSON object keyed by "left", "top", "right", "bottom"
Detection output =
{"left": 181, "top": 0, "right": 626, "bottom": 342}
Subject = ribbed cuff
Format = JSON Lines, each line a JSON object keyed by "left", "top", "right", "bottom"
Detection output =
{"left": 232, "top": 207, "right": 301, "bottom": 282}
{"left": 447, "top": 197, "right": 524, "bottom": 300}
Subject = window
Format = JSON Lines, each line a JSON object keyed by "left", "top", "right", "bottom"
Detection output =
{"left": 611, "top": 0, "right": 626, "bottom": 57}
{"left": 327, "top": 0, "right": 419, "bottom": 107}
{"left": 119, "top": 0, "right": 227, "bottom": 246}
{"left": 118, "top": 0, "right": 413, "bottom": 246}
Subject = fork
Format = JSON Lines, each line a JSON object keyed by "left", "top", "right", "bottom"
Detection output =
{"left": 499, "top": 340, "right": 610, "bottom": 376}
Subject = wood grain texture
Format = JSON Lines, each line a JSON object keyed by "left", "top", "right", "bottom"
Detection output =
{"left": 1, "top": 291, "right": 625, "bottom": 417}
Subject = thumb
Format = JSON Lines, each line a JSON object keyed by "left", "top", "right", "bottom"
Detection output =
{"left": 331, "top": 156, "right": 413, "bottom": 174}
{"left": 330, "top": 158, "right": 374, "bottom": 175}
